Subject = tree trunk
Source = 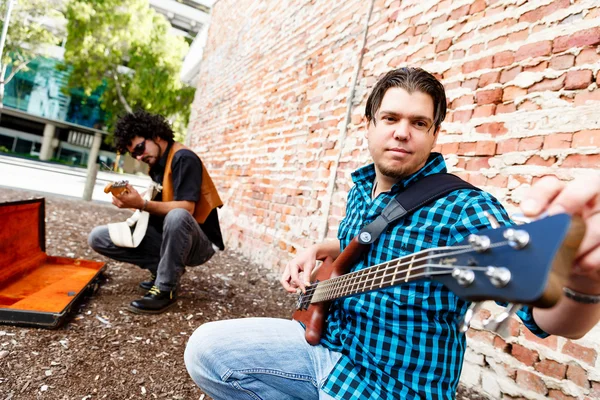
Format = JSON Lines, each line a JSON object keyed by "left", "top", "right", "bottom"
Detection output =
{"left": 112, "top": 70, "right": 133, "bottom": 114}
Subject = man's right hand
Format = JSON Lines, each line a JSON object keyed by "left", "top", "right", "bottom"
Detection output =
{"left": 280, "top": 246, "right": 319, "bottom": 294}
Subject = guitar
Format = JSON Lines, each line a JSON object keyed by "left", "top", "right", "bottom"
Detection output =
{"left": 293, "top": 214, "right": 585, "bottom": 345}
{"left": 104, "top": 180, "right": 129, "bottom": 196}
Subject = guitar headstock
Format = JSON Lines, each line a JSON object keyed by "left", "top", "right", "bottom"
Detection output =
{"left": 104, "top": 180, "right": 129, "bottom": 196}
{"left": 432, "top": 213, "right": 585, "bottom": 309}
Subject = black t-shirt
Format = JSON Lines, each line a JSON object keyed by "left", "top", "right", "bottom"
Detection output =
{"left": 148, "top": 142, "right": 225, "bottom": 250}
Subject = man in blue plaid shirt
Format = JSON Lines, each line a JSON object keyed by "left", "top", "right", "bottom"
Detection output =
{"left": 185, "top": 68, "right": 600, "bottom": 399}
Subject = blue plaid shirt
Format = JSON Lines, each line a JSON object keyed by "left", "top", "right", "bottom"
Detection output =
{"left": 320, "top": 153, "right": 547, "bottom": 399}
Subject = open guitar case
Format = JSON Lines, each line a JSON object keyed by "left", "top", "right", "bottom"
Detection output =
{"left": 0, "top": 198, "right": 105, "bottom": 328}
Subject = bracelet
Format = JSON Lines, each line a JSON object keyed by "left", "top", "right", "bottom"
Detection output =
{"left": 141, "top": 199, "right": 148, "bottom": 211}
{"left": 563, "top": 287, "right": 600, "bottom": 304}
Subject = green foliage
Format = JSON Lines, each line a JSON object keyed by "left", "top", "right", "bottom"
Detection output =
{"left": 63, "top": 0, "right": 196, "bottom": 139}
{"left": 0, "top": 0, "right": 64, "bottom": 86}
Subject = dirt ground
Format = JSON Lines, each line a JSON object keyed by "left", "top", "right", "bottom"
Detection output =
{"left": 0, "top": 187, "right": 486, "bottom": 400}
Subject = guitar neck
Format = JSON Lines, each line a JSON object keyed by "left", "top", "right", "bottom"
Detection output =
{"left": 309, "top": 247, "right": 447, "bottom": 303}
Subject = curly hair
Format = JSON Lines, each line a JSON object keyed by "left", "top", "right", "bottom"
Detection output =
{"left": 113, "top": 110, "right": 175, "bottom": 154}
{"left": 365, "top": 67, "right": 447, "bottom": 132}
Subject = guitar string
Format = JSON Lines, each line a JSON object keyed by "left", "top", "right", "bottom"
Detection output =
{"left": 299, "top": 240, "right": 512, "bottom": 304}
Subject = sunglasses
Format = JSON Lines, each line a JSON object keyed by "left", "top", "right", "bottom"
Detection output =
{"left": 130, "top": 140, "right": 146, "bottom": 158}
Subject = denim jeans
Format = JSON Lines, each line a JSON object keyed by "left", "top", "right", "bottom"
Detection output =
{"left": 184, "top": 318, "right": 342, "bottom": 400}
{"left": 88, "top": 208, "right": 215, "bottom": 291}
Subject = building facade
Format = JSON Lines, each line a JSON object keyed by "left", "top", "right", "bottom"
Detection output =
{"left": 187, "top": 0, "right": 600, "bottom": 398}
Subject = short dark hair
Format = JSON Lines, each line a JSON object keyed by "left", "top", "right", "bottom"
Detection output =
{"left": 365, "top": 67, "right": 447, "bottom": 131}
{"left": 113, "top": 110, "right": 175, "bottom": 154}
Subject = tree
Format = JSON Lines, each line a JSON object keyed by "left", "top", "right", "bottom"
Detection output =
{"left": 63, "top": 0, "right": 196, "bottom": 139}
{"left": 0, "top": 0, "right": 64, "bottom": 117}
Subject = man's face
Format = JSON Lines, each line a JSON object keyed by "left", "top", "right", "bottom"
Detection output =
{"left": 367, "top": 87, "right": 439, "bottom": 181}
{"left": 127, "top": 136, "right": 161, "bottom": 166}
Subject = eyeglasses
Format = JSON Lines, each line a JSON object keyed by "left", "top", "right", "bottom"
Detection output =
{"left": 130, "top": 140, "right": 146, "bottom": 158}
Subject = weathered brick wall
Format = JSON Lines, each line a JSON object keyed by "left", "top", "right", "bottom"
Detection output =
{"left": 189, "top": 0, "right": 600, "bottom": 398}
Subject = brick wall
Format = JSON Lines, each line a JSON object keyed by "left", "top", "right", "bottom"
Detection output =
{"left": 188, "top": 0, "right": 600, "bottom": 398}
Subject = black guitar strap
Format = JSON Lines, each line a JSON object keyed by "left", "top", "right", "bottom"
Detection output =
{"left": 357, "top": 173, "right": 479, "bottom": 245}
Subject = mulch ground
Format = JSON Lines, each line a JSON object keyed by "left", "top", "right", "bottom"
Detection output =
{"left": 0, "top": 187, "right": 485, "bottom": 400}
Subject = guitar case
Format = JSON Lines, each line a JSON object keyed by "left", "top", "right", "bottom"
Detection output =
{"left": 0, "top": 198, "right": 105, "bottom": 328}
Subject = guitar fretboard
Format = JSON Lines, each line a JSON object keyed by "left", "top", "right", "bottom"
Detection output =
{"left": 308, "top": 248, "right": 439, "bottom": 304}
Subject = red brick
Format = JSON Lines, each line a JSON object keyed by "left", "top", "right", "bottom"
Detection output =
{"left": 452, "top": 94, "right": 474, "bottom": 108}
{"left": 479, "top": 71, "right": 500, "bottom": 88}
{"left": 512, "top": 344, "right": 540, "bottom": 366}
{"left": 466, "top": 157, "right": 491, "bottom": 170}
{"left": 493, "top": 51, "right": 515, "bottom": 68}
{"left": 524, "top": 60, "right": 548, "bottom": 73}
{"left": 525, "top": 155, "right": 556, "bottom": 167}
{"left": 441, "top": 142, "right": 459, "bottom": 154}
{"left": 528, "top": 75, "right": 565, "bottom": 93}
{"left": 519, "top": 136, "right": 544, "bottom": 151}
{"left": 473, "top": 104, "right": 496, "bottom": 118}
{"left": 534, "top": 359, "right": 567, "bottom": 380}
{"left": 509, "top": 29, "right": 529, "bottom": 43}
{"left": 564, "top": 70, "right": 593, "bottom": 90}
{"left": 566, "top": 363, "right": 590, "bottom": 388}
{"left": 462, "top": 78, "right": 479, "bottom": 91}
{"left": 517, "top": 100, "right": 541, "bottom": 111}
{"left": 496, "top": 103, "right": 517, "bottom": 114}
{"left": 562, "top": 341, "right": 598, "bottom": 365}
{"left": 575, "top": 88, "right": 600, "bottom": 105}
{"left": 470, "top": 0, "right": 486, "bottom": 14}
{"left": 548, "top": 390, "right": 578, "bottom": 400}
{"left": 436, "top": 38, "right": 453, "bottom": 52}
{"left": 476, "top": 88, "right": 503, "bottom": 105}
{"left": 500, "top": 66, "right": 522, "bottom": 83}
{"left": 487, "top": 174, "right": 508, "bottom": 188}
{"left": 450, "top": 4, "right": 470, "bottom": 20}
{"left": 516, "top": 370, "right": 547, "bottom": 395}
{"left": 549, "top": 54, "right": 575, "bottom": 70}
{"left": 519, "top": 0, "right": 570, "bottom": 23}
{"left": 572, "top": 130, "right": 600, "bottom": 147}
{"left": 463, "top": 56, "right": 494, "bottom": 74}
{"left": 516, "top": 41, "right": 553, "bottom": 61}
{"left": 466, "top": 328, "right": 495, "bottom": 344}
{"left": 576, "top": 48, "right": 600, "bottom": 66}
{"left": 554, "top": 27, "right": 600, "bottom": 53}
{"left": 543, "top": 133, "right": 572, "bottom": 150}
{"left": 497, "top": 139, "right": 519, "bottom": 153}
{"left": 475, "top": 140, "right": 496, "bottom": 155}
{"left": 475, "top": 122, "right": 507, "bottom": 136}
{"left": 562, "top": 154, "right": 600, "bottom": 168}
{"left": 458, "top": 142, "right": 476, "bottom": 155}
{"left": 503, "top": 86, "right": 527, "bottom": 101}
{"left": 452, "top": 109, "right": 473, "bottom": 123}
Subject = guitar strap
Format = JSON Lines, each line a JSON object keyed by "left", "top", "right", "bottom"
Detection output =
{"left": 107, "top": 182, "right": 162, "bottom": 248}
{"left": 357, "top": 173, "right": 479, "bottom": 245}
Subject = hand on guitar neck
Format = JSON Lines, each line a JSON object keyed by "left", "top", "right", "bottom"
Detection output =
{"left": 291, "top": 214, "right": 585, "bottom": 345}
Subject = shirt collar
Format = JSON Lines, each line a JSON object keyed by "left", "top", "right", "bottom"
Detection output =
{"left": 351, "top": 152, "right": 448, "bottom": 193}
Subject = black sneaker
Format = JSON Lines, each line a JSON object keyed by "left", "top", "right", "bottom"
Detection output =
{"left": 128, "top": 286, "right": 177, "bottom": 314}
{"left": 139, "top": 272, "right": 157, "bottom": 291}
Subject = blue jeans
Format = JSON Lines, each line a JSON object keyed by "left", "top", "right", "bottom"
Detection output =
{"left": 184, "top": 318, "right": 342, "bottom": 400}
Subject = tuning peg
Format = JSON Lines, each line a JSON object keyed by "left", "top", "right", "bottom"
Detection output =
{"left": 482, "top": 303, "right": 522, "bottom": 338}
{"left": 459, "top": 302, "right": 483, "bottom": 333}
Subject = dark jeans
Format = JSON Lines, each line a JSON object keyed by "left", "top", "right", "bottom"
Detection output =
{"left": 88, "top": 208, "right": 215, "bottom": 291}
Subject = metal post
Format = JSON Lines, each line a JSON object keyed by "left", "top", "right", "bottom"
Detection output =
{"left": 82, "top": 131, "right": 103, "bottom": 201}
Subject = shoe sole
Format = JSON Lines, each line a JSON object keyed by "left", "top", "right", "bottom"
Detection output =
{"left": 126, "top": 301, "right": 177, "bottom": 315}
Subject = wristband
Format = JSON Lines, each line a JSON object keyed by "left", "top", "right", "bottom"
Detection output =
{"left": 563, "top": 287, "right": 600, "bottom": 304}
{"left": 141, "top": 199, "right": 148, "bottom": 211}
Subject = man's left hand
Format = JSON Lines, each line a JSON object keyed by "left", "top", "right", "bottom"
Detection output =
{"left": 112, "top": 184, "right": 145, "bottom": 210}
